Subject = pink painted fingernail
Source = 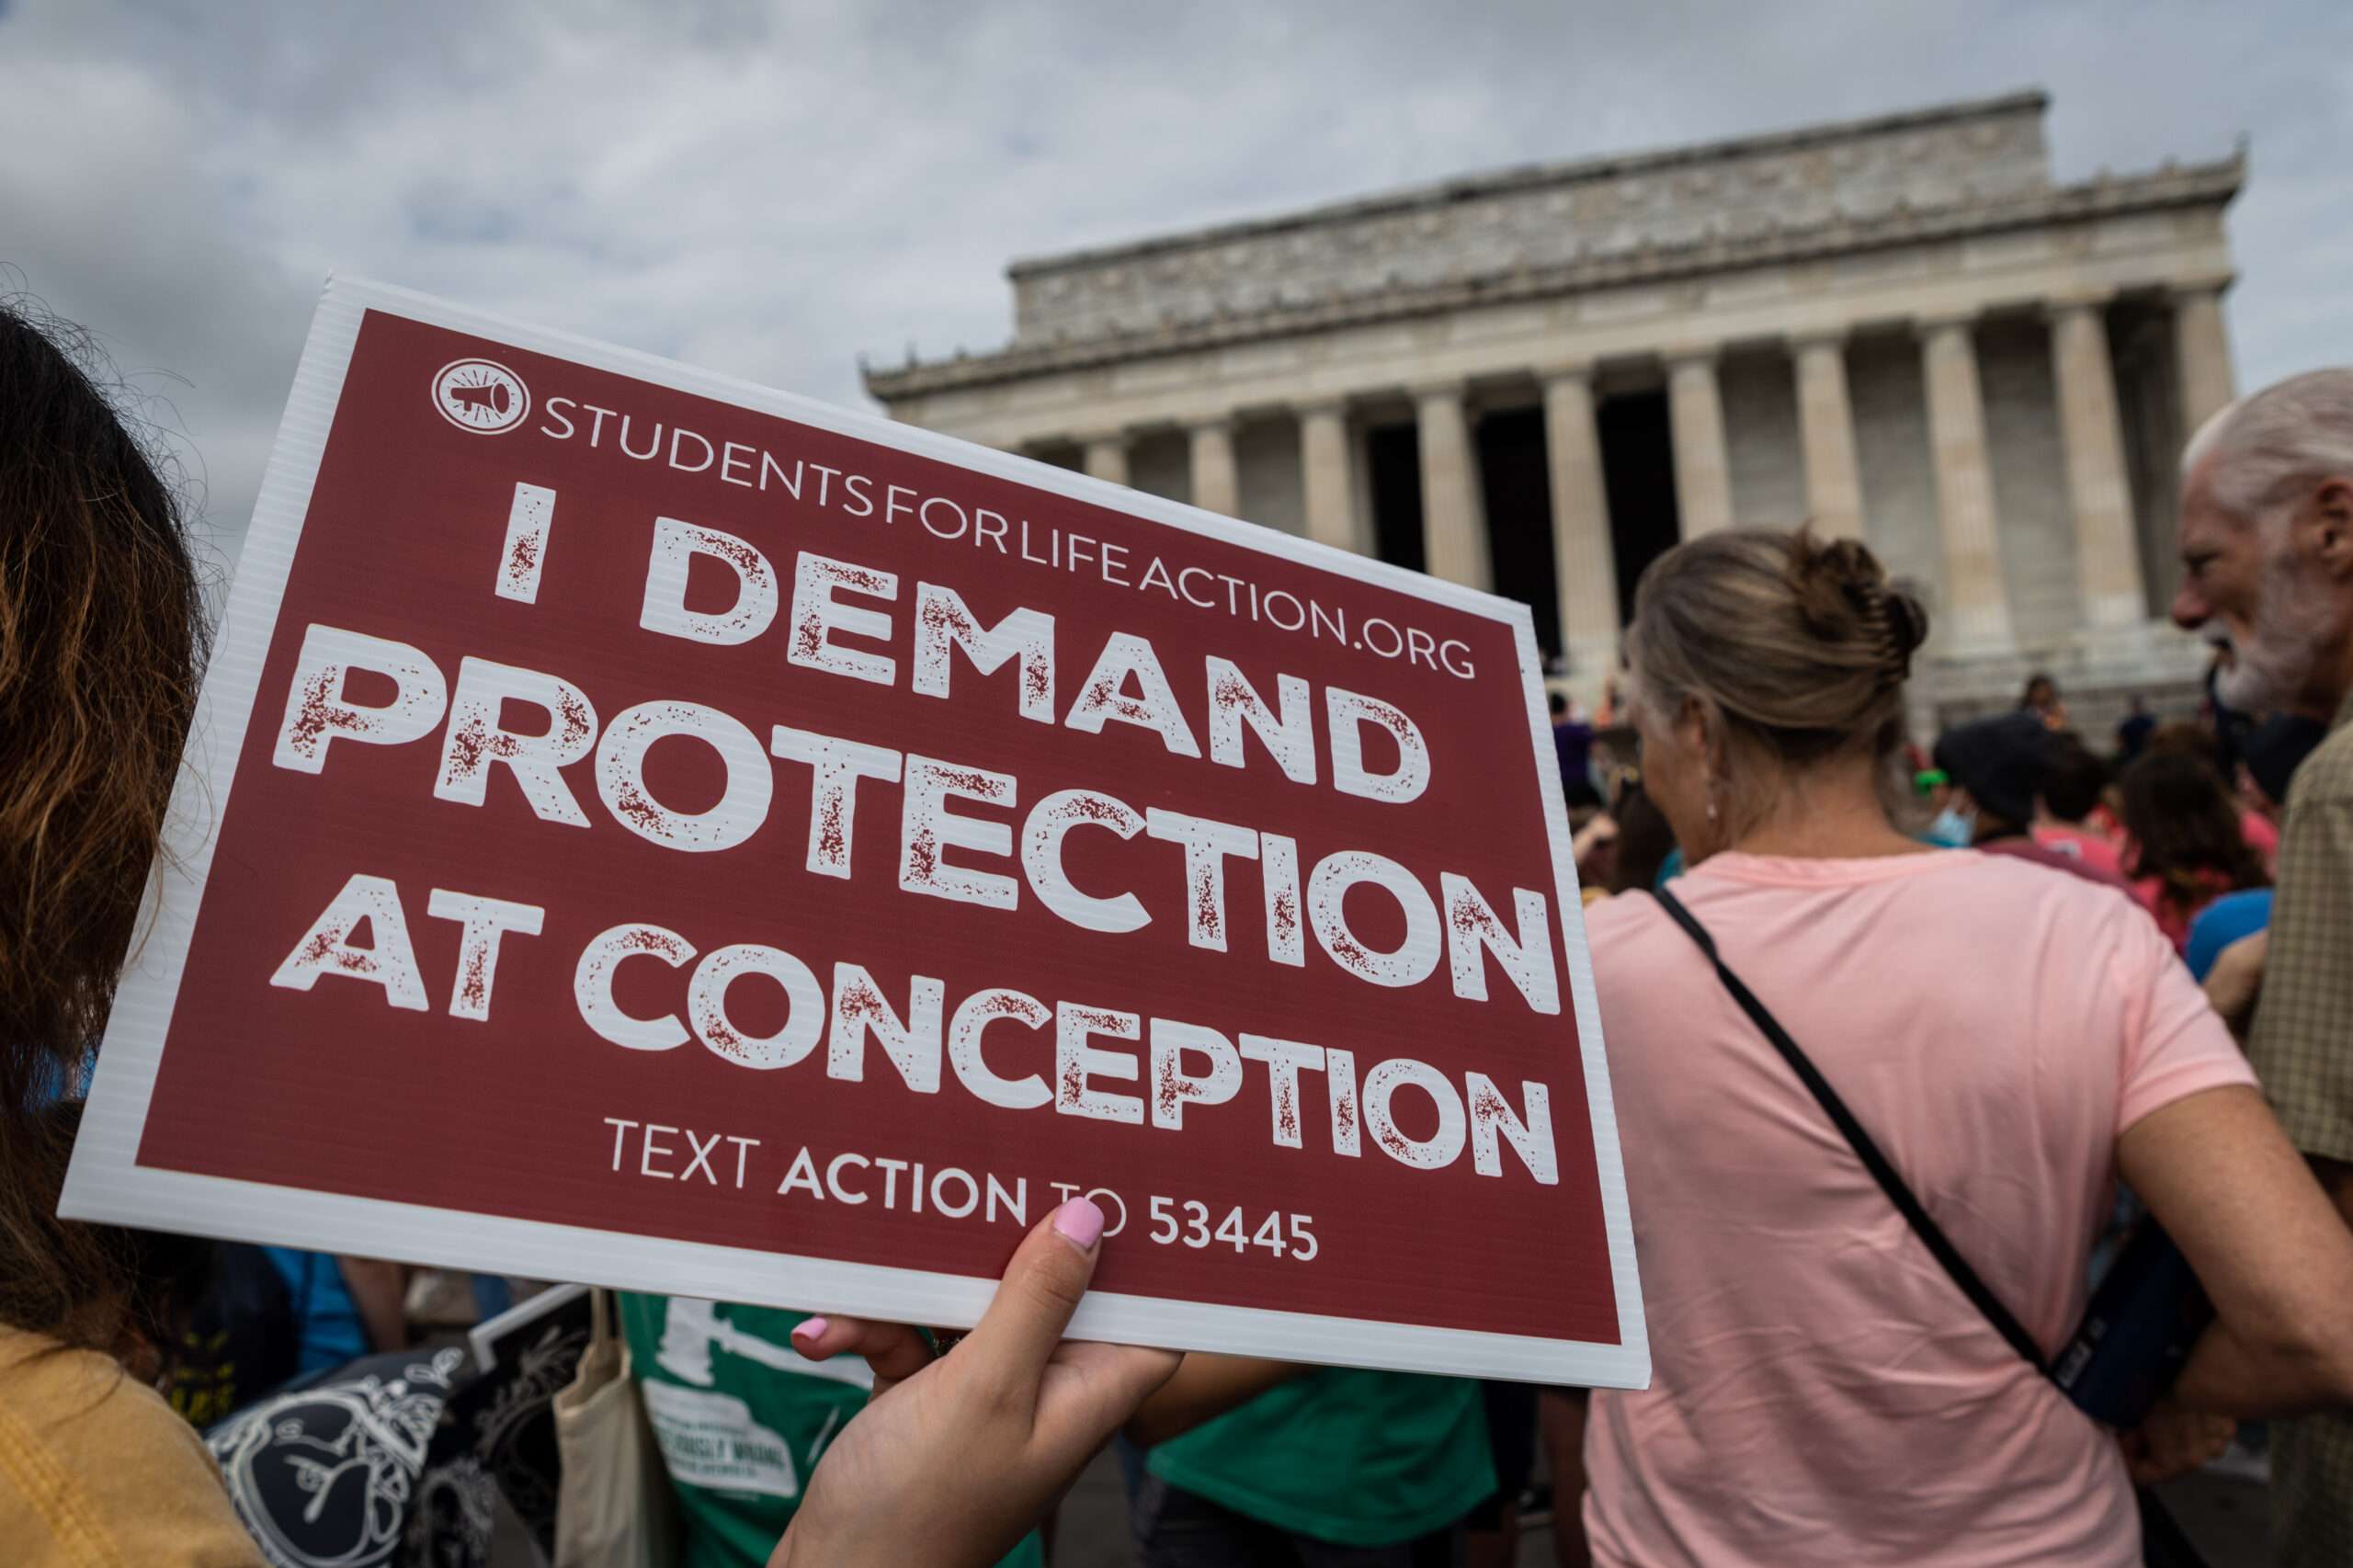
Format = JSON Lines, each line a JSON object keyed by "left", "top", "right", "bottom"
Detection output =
{"left": 792, "top": 1317, "right": 828, "bottom": 1344}
{"left": 1052, "top": 1196, "right": 1105, "bottom": 1250}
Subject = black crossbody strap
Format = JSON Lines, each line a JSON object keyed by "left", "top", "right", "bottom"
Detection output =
{"left": 1654, "top": 886, "right": 2052, "bottom": 1377}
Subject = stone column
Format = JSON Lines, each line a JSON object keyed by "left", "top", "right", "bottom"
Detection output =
{"left": 1079, "top": 430, "right": 1129, "bottom": 486}
{"left": 2047, "top": 290, "right": 2148, "bottom": 629}
{"left": 1538, "top": 362, "right": 1620, "bottom": 676}
{"left": 1297, "top": 400, "right": 1358, "bottom": 552}
{"left": 1412, "top": 381, "right": 1490, "bottom": 590}
{"left": 2172, "top": 278, "right": 2237, "bottom": 437}
{"left": 1790, "top": 332, "right": 1866, "bottom": 540}
{"left": 1917, "top": 311, "right": 2014, "bottom": 652}
{"left": 1188, "top": 418, "right": 1240, "bottom": 517}
{"left": 1665, "top": 347, "right": 1734, "bottom": 536}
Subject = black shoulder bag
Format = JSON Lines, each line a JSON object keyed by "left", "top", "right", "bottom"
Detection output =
{"left": 1652, "top": 886, "right": 2211, "bottom": 1568}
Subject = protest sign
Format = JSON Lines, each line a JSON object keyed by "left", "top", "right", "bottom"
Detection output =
{"left": 63, "top": 278, "right": 1646, "bottom": 1384}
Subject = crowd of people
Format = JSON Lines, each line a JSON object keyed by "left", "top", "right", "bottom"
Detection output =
{"left": 6, "top": 290, "right": 2353, "bottom": 1568}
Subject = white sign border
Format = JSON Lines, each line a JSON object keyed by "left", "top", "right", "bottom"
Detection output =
{"left": 62, "top": 276, "right": 1649, "bottom": 1389}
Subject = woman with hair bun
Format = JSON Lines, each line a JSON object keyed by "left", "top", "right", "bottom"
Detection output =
{"left": 1575, "top": 528, "right": 2353, "bottom": 1565}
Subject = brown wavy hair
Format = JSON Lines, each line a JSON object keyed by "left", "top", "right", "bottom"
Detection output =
{"left": 2116, "top": 750, "right": 2269, "bottom": 926}
{"left": 0, "top": 301, "right": 211, "bottom": 1351}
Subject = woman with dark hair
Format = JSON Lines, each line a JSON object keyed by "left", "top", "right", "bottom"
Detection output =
{"left": 2116, "top": 749, "right": 2271, "bottom": 952}
{"left": 0, "top": 302, "right": 266, "bottom": 1560}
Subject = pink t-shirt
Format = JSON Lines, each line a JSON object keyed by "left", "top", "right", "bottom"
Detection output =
{"left": 2032, "top": 822, "right": 2127, "bottom": 880}
{"left": 2239, "top": 808, "right": 2280, "bottom": 869}
{"left": 1582, "top": 849, "right": 2255, "bottom": 1568}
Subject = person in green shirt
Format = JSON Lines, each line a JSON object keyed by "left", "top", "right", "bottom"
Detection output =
{"left": 1134, "top": 1365, "right": 1495, "bottom": 1565}
{"left": 619, "top": 1293, "right": 1042, "bottom": 1568}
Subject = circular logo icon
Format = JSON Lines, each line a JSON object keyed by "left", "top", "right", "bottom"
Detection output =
{"left": 430, "top": 358, "right": 530, "bottom": 435}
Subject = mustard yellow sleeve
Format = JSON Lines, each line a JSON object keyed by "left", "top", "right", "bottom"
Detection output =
{"left": 0, "top": 1343, "right": 263, "bottom": 1568}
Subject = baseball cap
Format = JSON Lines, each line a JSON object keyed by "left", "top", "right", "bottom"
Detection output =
{"left": 1932, "top": 711, "right": 2054, "bottom": 827}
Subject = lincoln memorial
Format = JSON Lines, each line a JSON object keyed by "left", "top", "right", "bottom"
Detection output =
{"left": 863, "top": 91, "right": 2242, "bottom": 722}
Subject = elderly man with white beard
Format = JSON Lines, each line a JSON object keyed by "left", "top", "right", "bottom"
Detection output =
{"left": 2172, "top": 367, "right": 2353, "bottom": 1567}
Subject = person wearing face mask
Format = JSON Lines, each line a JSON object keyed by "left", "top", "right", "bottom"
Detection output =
{"left": 1574, "top": 527, "right": 2353, "bottom": 1567}
{"left": 2171, "top": 367, "right": 2353, "bottom": 1564}
{"left": 1927, "top": 711, "right": 2133, "bottom": 892}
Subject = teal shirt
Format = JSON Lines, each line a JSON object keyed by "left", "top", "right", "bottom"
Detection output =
{"left": 1148, "top": 1369, "right": 1495, "bottom": 1547}
{"left": 620, "top": 1294, "right": 1040, "bottom": 1568}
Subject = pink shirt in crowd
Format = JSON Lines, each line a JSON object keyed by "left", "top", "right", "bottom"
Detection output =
{"left": 2239, "top": 807, "right": 2280, "bottom": 869}
{"left": 2031, "top": 822, "right": 2128, "bottom": 880}
{"left": 1582, "top": 849, "right": 2255, "bottom": 1568}
{"left": 1980, "top": 833, "right": 2134, "bottom": 894}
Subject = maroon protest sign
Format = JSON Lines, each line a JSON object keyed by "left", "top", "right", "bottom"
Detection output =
{"left": 64, "top": 279, "right": 1645, "bottom": 1382}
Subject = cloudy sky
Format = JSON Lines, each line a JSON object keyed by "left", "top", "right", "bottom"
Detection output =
{"left": 3, "top": 0, "right": 2345, "bottom": 569}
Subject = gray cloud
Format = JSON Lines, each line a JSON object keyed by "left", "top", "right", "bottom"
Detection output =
{"left": 2, "top": 0, "right": 2341, "bottom": 561}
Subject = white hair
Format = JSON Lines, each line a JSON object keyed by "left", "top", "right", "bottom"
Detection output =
{"left": 2185, "top": 368, "right": 2353, "bottom": 522}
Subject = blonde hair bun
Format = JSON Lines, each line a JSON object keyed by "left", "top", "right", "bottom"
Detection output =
{"left": 1786, "top": 532, "right": 1927, "bottom": 680}
{"left": 1625, "top": 526, "right": 1926, "bottom": 769}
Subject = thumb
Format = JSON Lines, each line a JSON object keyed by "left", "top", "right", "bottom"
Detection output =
{"left": 961, "top": 1196, "right": 1107, "bottom": 1403}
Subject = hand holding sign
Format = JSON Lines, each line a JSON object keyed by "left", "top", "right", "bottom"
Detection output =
{"left": 62, "top": 278, "right": 1644, "bottom": 1385}
{"left": 777, "top": 1197, "right": 1178, "bottom": 1568}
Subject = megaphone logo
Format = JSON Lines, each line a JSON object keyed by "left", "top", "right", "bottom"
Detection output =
{"left": 431, "top": 358, "right": 530, "bottom": 435}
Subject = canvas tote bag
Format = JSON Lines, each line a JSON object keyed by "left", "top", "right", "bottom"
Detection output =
{"left": 553, "top": 1289, "right": 681, "bottom": 1568}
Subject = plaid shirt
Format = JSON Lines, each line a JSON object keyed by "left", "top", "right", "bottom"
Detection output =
{"left": 2247, "top": 687, "right": 2353, "bottom": 1566}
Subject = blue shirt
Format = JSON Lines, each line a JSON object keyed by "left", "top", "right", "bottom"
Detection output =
{"left": 2185, "top": 889, "right": 2273, "bottom": 982}
{"left": 261, "top": 1248, "right": 371, "bottom": 1375}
